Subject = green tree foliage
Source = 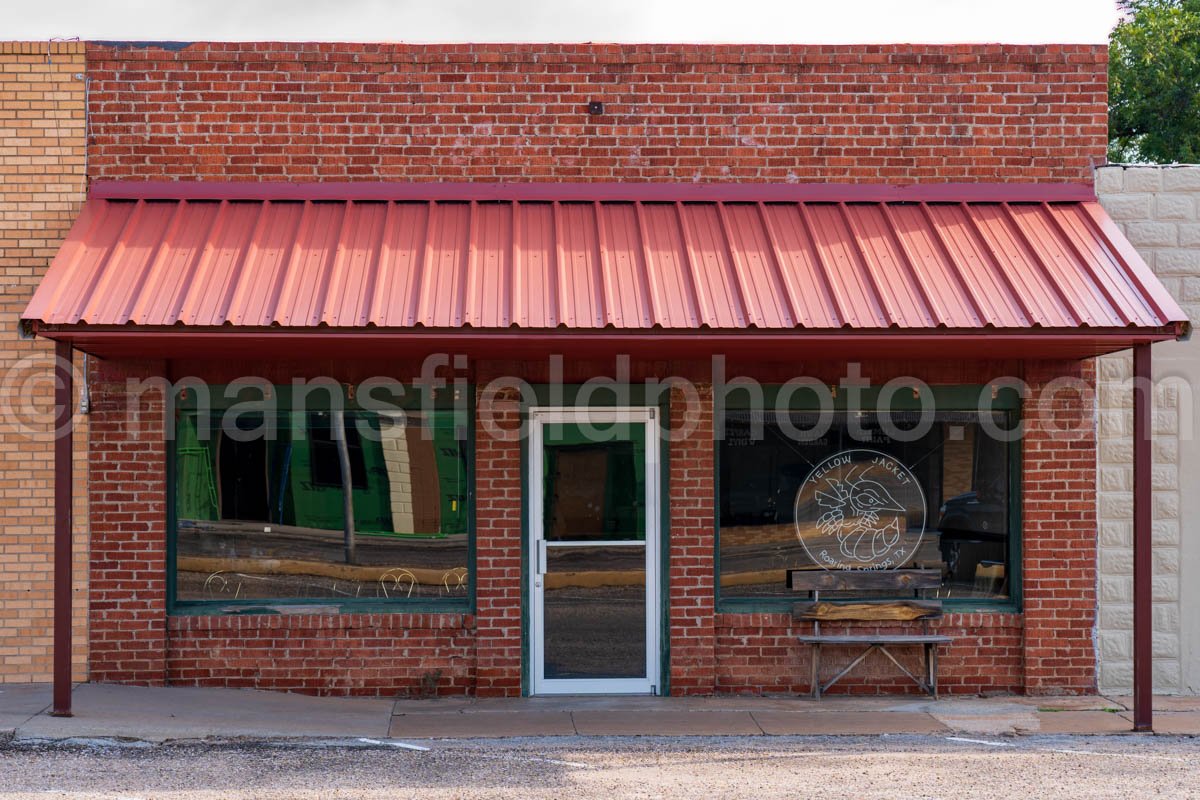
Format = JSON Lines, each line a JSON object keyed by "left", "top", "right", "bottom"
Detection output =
{"left": 1109, "top": 0, "right": 1200, "bottom": 163}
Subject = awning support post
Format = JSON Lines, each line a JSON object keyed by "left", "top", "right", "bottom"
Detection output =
{"left": 51, "top": 340, "right": 74, "bottom": 717}
{"left": 1132, "top": 343, "right": 1153, "bottom": 732}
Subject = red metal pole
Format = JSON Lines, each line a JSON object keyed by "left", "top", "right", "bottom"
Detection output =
{"left": 51, "top": 340, "right": 73, "bottom": 717}
{"left": 1132, "top": 343, "right": 1152, "bottom": 732}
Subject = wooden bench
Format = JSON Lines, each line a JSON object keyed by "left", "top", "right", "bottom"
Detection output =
{"left": 788, "top": 569, "right": 953, "bottom": 699}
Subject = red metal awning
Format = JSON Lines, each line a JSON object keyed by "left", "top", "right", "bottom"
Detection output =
{"left": 23, "top": 182, "right": 1188, "bottom": 359}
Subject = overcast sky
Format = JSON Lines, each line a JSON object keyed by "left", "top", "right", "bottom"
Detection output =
{"left": 9, "top": 0, "right": 1123, "bottom": 44}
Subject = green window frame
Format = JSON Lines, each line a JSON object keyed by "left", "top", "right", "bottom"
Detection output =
{"left": 167, "top": 382, "right": 475, "bottom": 615}
{"left": 714, "top": 384, "right": 1023, "bottom": 614}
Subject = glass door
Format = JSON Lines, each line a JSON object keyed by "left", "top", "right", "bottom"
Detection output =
{"left": 528, "top": 408, "right": 660, "bottom": 695}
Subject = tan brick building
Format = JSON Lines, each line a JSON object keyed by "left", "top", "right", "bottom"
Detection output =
{"left": 0, "top": 41, "right": 87, "bottom": 682}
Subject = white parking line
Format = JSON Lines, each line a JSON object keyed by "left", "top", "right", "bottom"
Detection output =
{"left": 945, "top": 737, "right": 1015, "bottom": 747}
{"left": 357, "top": 737, "right": 431, "bottom": 751}
{"left": 459, "top": 750, "right": 592, "bottom": 769}
{"left": 539, "top": 758, "right": 591, "bottom": 768}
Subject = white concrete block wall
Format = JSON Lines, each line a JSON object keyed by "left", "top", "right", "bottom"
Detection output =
{"left": 1096, "top": 164, "right": 1200, "bottom": 695}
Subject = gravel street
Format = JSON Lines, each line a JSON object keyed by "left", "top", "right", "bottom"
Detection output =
{"left": 0, "top": 735, "right": 1197, "bottom": 799}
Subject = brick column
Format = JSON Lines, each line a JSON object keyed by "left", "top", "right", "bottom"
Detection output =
{"left": 88, "top": 359, "right": 168, "bottom": 684}
{"left": 1022, "top": 360, "right": 1098, "bottom": 694}
{"left": 668, "top": 383, "right": 716, "bottom": 694}
{"left": 472, "top": 386, "right": 522, "bottom": 696}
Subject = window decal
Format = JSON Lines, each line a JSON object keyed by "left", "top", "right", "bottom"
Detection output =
{"left": 795, "top": 449, "right": 927, "bottom": 572}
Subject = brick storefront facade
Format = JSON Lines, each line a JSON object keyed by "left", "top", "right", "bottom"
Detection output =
{"left": 4, "top": 41, "right": 1120, "bottom": 696}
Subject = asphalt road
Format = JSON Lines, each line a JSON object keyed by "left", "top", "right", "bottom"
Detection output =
{"left": 1, "top": 735, "right": 1197, "bottom": 799}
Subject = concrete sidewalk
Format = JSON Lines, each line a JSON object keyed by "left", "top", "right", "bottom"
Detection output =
{"left": 2, "top": 683, "right": 1198, "bottom": 743}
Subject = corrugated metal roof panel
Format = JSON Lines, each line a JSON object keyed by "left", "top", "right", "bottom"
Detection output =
{"left": 23, "top": 188, "right": 1189, "bottom": 335}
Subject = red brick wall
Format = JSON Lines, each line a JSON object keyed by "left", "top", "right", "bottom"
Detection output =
{"left": 84, "top": 43, "right": 1107, "bottom": 183}
{"left": 472, "top": 383, "right": 523, "bottom": 697}
{"left": 168, "top": 614, "right": 473, "bottom": 695}
{"left": 669, "top": 384, "right": 717, "bottom": 694}
{"left": 88, "top": 359, "right": 168, "bottom": 684}
{"left": 1022, "top": 360, "right": 1098, "bottom": 694}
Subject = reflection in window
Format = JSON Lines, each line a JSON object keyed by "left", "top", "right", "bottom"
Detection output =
{"left": 308, "top": 412, "right": 368, "bottom": 489}
{"left": 174, "top": 409, "right": 470, "bottom": 604}
{"left": 542, "top": 422, "right": 646, "bottom": 542}
{"left": 718, "top": 410, "right": 1015, "bottom": 601}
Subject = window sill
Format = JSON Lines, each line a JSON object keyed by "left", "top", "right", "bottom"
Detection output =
{"left": 169, "top": 599, "right": 472, "bottom": 616}
{"left": 715, "top": 598, "right": 1021, "bottom": 615}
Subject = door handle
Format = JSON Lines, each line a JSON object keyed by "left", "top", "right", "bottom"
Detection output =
{"left": 537, "top": 540, "right": 547, "bottom": 576}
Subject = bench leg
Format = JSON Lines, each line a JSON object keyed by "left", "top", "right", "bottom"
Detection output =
{"left": 811, "top": 644, "right": 821, "bottom": 700}
{"left": 930, "top": 643, "right": 939, "bottom": 700}
{"left": 925, "top": 643, "right": 934, "bottom": 698}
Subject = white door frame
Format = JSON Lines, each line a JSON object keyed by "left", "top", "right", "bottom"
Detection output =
{"left": 528, "top": 406, "right": 661, "bottom": 696}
